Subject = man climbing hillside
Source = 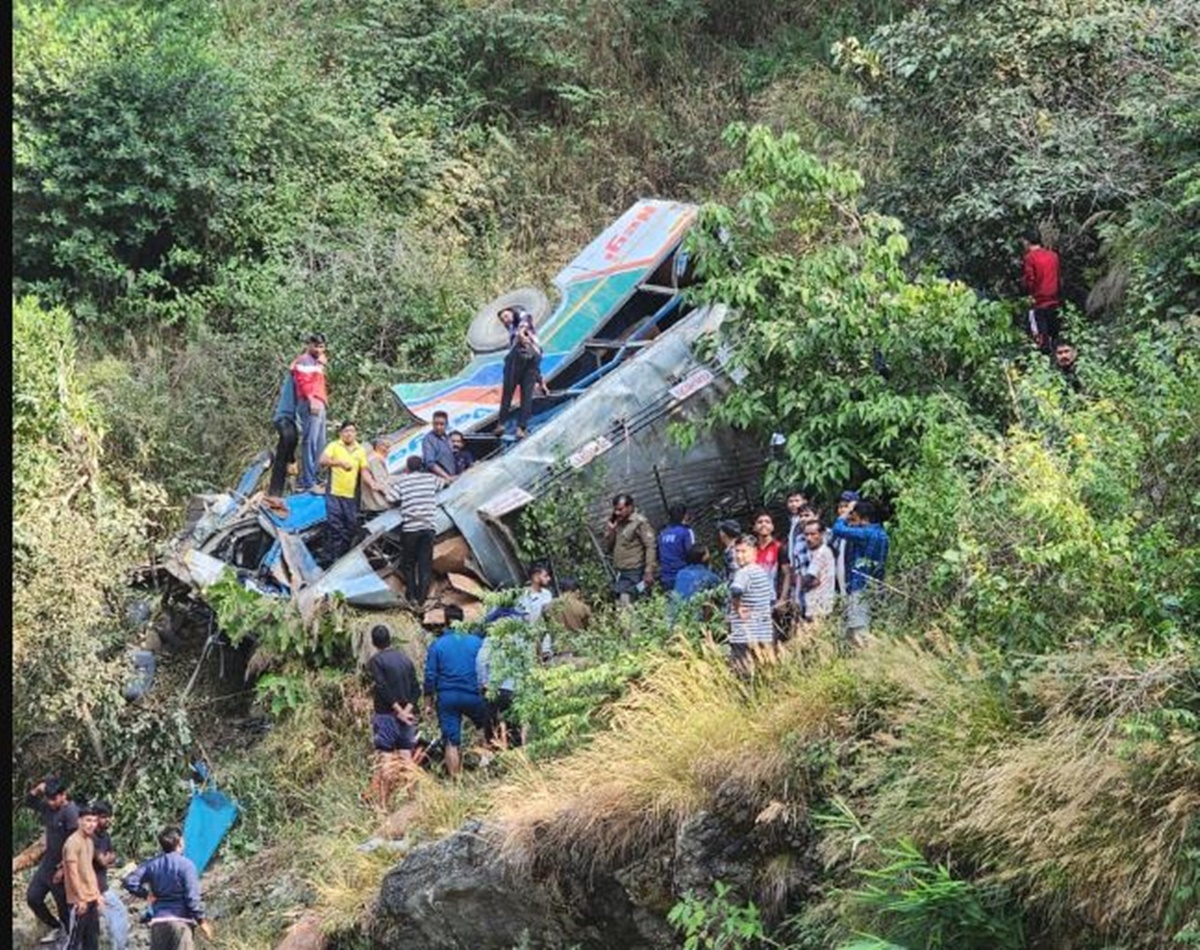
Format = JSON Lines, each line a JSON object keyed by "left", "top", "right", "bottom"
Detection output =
{"left": 25, "top": 777, "right": 78, "bottom": 944}
{"left": 123, "top": 826, "right": 213, "bottom": 950}
{"left": 1020, "top": 229, "right": 1062, "bottom": 353}
{"left": 364, "top": 624, "right": 421, "bottom": 807}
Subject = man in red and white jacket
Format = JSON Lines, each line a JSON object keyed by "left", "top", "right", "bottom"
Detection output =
{"left": 292, "top": 333, "right": 329, "bottom": 491}
{"left": 1020, "top": 230, "right": 1062, "bottom": 353}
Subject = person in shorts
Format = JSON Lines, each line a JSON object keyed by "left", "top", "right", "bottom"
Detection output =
{"left": 365, "top": 624, "right": 421, "bottom": 806}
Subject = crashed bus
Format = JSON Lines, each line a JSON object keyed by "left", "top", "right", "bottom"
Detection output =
{"left": 154, "top": 200, "right": 767, "bottom": 621}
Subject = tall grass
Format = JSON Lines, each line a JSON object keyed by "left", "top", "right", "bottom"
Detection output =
{"left": 493, "top": 635, "right": 859, "bottom": 876}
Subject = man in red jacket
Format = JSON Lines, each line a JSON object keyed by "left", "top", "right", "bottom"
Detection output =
{"left": 1020, "top": 230, "right": 1062, "bottom": 353}
{"left": 292, "top": 333, "right": 329, "bottom": 491}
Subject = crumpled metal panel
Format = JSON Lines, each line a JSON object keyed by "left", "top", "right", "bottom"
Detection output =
{"left": 297, "top": 549, "right": 403, "bottom": 616}
{"left": 432, "top": 304, "right": 764, "bottom": 588}
{"left": 384, "top": 200, "right": 698, "bottom": 471}
{"left": 181, "top": 549, "right": 230, "bottom": 589}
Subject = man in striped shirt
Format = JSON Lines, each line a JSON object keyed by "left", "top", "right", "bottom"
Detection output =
{"left": 728, "top": 534, "right": 775, "bottom": 669}
{"left": 387, "top": 456, "right": 441, "bottom": 607}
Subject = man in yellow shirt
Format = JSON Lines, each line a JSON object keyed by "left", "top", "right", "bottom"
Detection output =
{"left": 62, "top": 805, "right": 103, "bottom": 950}
{"left": 319, "top": 421, "right": 379, "bottom": 564}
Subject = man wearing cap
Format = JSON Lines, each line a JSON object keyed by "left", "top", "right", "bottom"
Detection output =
{"left": 292, "top": 333, "right": 329, "bottom": 491}
{"left": 61, "top": 804, "right": 103, "bottom": 950}
{"left": 91, "top": 802, "right": 129, "bottom": 950}
{"left": 25, "top": 777, "right": 79, "bottom": 942}
{"left": 123, "top": 826, "right": 212, "bottom": 950}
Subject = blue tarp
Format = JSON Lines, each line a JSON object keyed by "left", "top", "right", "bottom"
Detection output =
{"left": 263, "top": 493, "right": 327, "bottom": 532}
{"left": 182, "top": 774, "right": 239, "bottom": 875}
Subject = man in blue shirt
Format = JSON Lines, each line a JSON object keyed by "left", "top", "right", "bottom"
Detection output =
{"left": 448, "top": 431, "right": 474, "bottom": 475}
{"left": 670, "top": 544, "right": 722, "bottom": 625}
{"left": 830, "top": 499, "right": 890, "bottom": 647}
{"left": 421, "top": 411, "right": 457, "bottom": 484}
{"left": 123, "top": 826, "right": 212, "bottom": 949}
{"left": 422, "top": 605, "right": 489, "bottom": 779}
{"left": 656, "top": 502, "right": 696, "bottom": 592}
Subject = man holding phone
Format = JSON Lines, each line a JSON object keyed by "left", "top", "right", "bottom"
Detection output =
{"left": 602, "top": 494, "right": 657, "bottom": 608}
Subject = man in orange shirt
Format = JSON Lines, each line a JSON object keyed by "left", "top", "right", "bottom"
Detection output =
{"left": 61, "top": 805, "right": 103, "bottom": 950}
{"left": 1020, "top": 229, "right": 1062, "bottom": 353}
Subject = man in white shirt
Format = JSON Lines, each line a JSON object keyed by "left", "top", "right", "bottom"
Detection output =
{"left": 516, "top": 563, "right": 555, "bottom": 659}
{"left": 800, "top": 521, "right": 836, "bottom": 621}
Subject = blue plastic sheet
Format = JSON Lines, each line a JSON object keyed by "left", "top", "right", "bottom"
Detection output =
{"left": 182, "top": 782, "right": 238, "bottom": 876}
{"left": 262, "top": 492, "right": 327, "bottom": 532}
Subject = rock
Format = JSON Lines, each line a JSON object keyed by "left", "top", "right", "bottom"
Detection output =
{"left": 276, "top": 914, "right": 326, "bottom": 950}
{"left": 673, "top": 810, "right": 756, "bottom": 900}
{"left": 370, "top": 821, "right": 674, "bottom": 950}
{"left": 382, "top": 801, "right": 423, "bottom": 840}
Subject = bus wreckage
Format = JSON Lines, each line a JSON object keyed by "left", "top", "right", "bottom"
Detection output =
{"left": 154, "top": 200, "right": 767, "bottom": 623}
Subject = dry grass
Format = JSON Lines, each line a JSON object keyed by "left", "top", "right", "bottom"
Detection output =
{"left": 941, "top": 651, "right": 1200, "bottom": 942}
{"left": 838, "top": 639, "right": 1200, "bottom": 945}
{"left": 491, "top": 635, "right": 858, "bottom": 877}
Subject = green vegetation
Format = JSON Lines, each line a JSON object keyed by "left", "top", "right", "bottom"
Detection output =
{"left": 11, "top": 0, "right": 1199, "bottom": 948}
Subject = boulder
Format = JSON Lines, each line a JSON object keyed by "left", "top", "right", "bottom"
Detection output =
{"left": 370, "top": 821, "right": 674, "bottom": 950}
{"left": 673, "top": 810, "right": 756, "bottom": 900}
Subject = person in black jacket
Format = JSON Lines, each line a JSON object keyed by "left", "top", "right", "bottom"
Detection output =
{"left": 25, "top": 777, "right": 79, "bottom": 942}
{"left": 364, "top": 624, "right": 421, "bottom": 807}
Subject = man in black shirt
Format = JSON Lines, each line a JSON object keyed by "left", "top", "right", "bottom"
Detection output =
{"left": 25, "top": 777, "right": 79, "bottom": 942}
{"left": 365, "top": 624, "right": 421, "bottom": 807}
{"left": 91, "top": 801, "right": 129, "bottom": 950}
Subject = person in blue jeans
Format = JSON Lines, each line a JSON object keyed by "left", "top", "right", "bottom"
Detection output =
{"left": 656, "top": 502, "right": 696, "bottom": 592}
{"left": 91, "top": 801, "right": 129, "bottom": 950}
{"left": 422, "top": 605, "right": 488, "bottom": 779}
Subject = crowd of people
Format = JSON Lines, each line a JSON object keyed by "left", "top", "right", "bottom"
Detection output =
{"left": 23, "top": 779, "right": 211, "bottom": 950}
{"left": 360, "top": 485, "right": 891, "bottom": 807}
{"left": 265, "top": 308, "right": 545, "bottom": 570}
